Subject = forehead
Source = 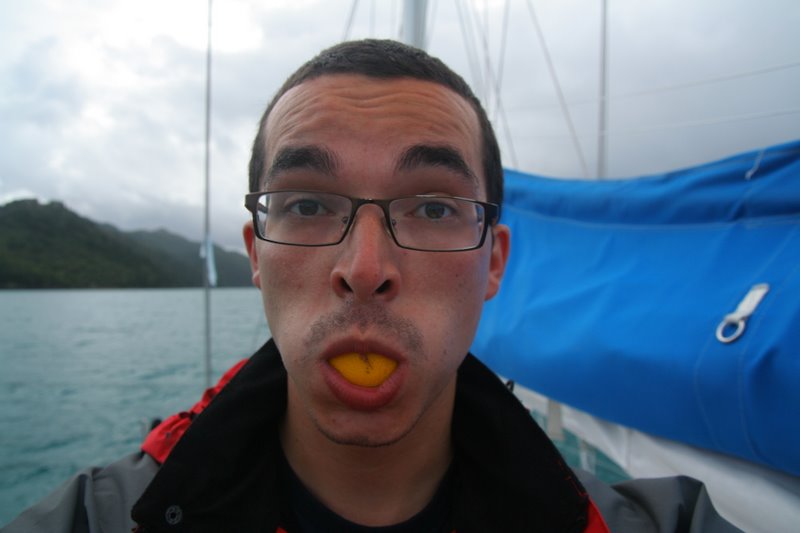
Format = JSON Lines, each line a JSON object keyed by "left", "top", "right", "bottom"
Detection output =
{"left": 262, "top": 74, "right": 484, "bottom": 191}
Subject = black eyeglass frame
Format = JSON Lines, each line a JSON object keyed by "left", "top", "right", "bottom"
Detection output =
{"left": 244, "top": 190, "right": 500, "bottom": 252}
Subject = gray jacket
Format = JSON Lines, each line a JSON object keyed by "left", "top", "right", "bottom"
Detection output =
{"left": 3, "top": 452, "right": 740, "bottom": 532}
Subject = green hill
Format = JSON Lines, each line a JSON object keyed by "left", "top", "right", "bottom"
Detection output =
{"left": 0, "top": 199, "right": 252, "bottom": 288}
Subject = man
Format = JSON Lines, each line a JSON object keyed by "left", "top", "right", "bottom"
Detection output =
{"left": 4, "top": 39, "right": 738, "bottom": 532}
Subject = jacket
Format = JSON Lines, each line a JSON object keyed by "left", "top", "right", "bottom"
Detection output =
{"left": 3, "top": 340, "right": 739, "bottom": 532}
{"left": 131, "top": 340, "right": 607, "bottom": 532}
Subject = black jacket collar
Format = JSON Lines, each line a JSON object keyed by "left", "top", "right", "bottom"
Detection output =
{"left": 133, "top": 339, "right": 588, "bottom": 532}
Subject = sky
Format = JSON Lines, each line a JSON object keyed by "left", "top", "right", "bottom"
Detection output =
{"left": 1, "top": 0, "right": 799, "bottom": 252}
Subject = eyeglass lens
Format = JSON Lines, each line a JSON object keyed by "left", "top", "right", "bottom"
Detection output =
{"left": 253, "top": 191, "right": 487, "bottom": 251}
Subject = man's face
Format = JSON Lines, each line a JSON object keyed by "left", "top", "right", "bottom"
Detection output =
{"left": 244, "top": 74, "right": 509, "bottom": 447}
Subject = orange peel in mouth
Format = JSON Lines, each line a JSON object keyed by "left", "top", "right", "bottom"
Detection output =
{"left": 329, "top": 352, "right": 398, "bottom": 388}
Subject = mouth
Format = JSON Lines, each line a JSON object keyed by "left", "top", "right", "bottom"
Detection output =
{"left": 321, "top": 339, "right": 406, "bottom": 411}
{"left": 329, "top": 352, "right": 398, "bottom": 387}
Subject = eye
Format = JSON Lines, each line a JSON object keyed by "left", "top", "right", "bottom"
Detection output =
{"left": 413, "top": 201, "right": 455, "bottom": 220}
{"left": 289, "top": 199, "right": 325, "bottom": 216}
{"left": 281, "top": 194, "right": 336, "bottom": 217}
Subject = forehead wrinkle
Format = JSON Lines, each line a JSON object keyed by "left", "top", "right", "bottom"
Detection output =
{"left": 396, "top": 144, "right": 479, "bottom": 189}
{"left": 263, "top": 75, "right": 485, "bottom": 193}
{"left": 266, "top": 145, "right": 340, "bottom": 185}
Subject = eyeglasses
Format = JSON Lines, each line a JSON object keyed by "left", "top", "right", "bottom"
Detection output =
{"left": 244, "top": 190, "right": 499, "bottom": 252}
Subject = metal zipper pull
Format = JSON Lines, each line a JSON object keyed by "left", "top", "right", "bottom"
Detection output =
{"left": 716, "top": 283, "right": 770, "bottom": 344}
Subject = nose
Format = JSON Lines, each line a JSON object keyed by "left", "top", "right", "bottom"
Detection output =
{"left": 330, "top": 204, "right": 401, "bottom": 302}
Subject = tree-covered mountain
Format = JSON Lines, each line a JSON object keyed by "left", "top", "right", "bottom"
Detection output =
{"left": 0, "top": 199, "right": 253, "bottom": 288}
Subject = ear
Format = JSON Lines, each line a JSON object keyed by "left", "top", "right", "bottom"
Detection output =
{"left": 484, "top": 223, "right": 510, "bottom": 301}
{"left": 242, "top": 221, "right": 262, "bottom": 289}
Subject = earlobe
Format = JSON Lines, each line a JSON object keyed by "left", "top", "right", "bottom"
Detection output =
{"left": 242, "top": 221, "right": 262, "bottom": 289}
{"left": 484, "top": 224, "right": 510, "bottom": 301}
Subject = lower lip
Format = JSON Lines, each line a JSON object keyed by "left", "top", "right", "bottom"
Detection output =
{"left": 322, "top": 361, "right": 404, "bottom": 411}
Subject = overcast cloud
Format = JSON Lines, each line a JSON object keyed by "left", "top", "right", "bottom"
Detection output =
{"left": 1, "top": 0, "right": 798, "bottom": 252}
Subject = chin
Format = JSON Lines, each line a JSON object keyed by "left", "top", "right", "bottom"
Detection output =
{"left": 316, "top": 417, "right": 417, "bottom": 448}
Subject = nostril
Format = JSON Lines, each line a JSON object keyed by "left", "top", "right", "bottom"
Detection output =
{"left": 375, "top": 280, "right": 392, "bottom": 294}
{"left": 339, "top": 278, "right": 352, "bottom": 293}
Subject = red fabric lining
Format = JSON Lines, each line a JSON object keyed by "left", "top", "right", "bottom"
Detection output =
{"left": 585, "top": 498, "right": 612, "bottom": 532}
{"left": 141, "top": 359, "right": 248, "bottom": 464}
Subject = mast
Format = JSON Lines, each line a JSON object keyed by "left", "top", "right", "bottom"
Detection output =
{"left": 202, "top": 0, "right": 214, "bottom": 389}
{"left": 402, "top": 0, "right": 428, "bottom": 49}
{"left": 597, "top": 0, "right": 609, "bottom": 178}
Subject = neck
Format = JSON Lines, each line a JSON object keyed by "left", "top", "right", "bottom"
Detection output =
{"left": 280, "top": 381, "right": 455, "bottom": 527}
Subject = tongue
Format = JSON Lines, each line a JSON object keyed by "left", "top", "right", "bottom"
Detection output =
{"left": 329, "top": 352, "right": 398, "bottom": 388}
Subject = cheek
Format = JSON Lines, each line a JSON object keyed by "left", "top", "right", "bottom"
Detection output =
{"left": 441, "top": 252, "right": 490, "bottom": 302}
{"left": 261, "top": 248, "right": 314, "bottom": 291}
{"left": 258, "top": 251, "right": 318, "bottom": 332}
{"left": 417, "top": 254, "right": 490, "bottom": 338}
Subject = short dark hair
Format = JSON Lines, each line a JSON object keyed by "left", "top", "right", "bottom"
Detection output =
{"left": 248, "top": 39, "right": 503, "bottom": 206}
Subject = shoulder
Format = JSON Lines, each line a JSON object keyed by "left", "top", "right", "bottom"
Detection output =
{"left": 2, "top": 452, "right": 159, "bottom": 533}
{"left": 576, "top": 469, "right": 743, "bottom": 533}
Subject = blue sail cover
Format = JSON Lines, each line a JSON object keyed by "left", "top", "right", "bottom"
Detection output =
{"left": 472, "top": 140, "right": 800, "bottom": 475}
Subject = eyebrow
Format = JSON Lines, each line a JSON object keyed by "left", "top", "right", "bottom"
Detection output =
{"left": 395, "top": 144, "right": 478, "bottom": 186}
{"left": 266, "top": 145, "right": 339, "bottom": 181}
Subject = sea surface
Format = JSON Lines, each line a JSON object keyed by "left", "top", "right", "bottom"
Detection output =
{"left": 0, "top": 288, "right": 269, "bottom": 526}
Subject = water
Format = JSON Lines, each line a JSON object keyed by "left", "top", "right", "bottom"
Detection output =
{"left": 0, "top": 288, "right": 269, "bottom": 526}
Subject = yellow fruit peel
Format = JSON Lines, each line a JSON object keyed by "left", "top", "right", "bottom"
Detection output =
{"left": 330, "top": 352, "right": 398, "bottom": 387}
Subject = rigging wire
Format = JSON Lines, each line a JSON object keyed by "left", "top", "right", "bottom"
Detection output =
{"left": 343, "top": 0, "right": 359, "bottom": 41}
{"left": 597, "top": 0, "right": 608, "bottom": 178}
{"left": 463, "top": 2, "right": 493, "bottom": 105}
{"left": 476, "top": 2, "right": 493, "bottom": 109}
{"left": 454, "top": 0, "right": 485, "bottom": 100}
{"left": 468, "top": 0, "right": 518, "bottom": 169}
{"left": 482, "top": 0, "right": 490, "bottom": 101}
{"left": 370, "top": 0, "right": 376, "bottom": 37}
{"left": 391, "top": 0, "right": 399, "bottom": 40}
{"left": 203, "top": 0, "right": 213, "bottom": 389}
{"left": 493, "top": 0, "right": 511, "bottom": 122}
{"left": 514, "top": 107, "right": 800, "bottom": 141}
{"left": 496, "top": 99, "right": 520, "bottom": 169}
{"left": 525, "top": 0, "right": 590, "bottom": 178}
{"left": 614, "top": 61, "right": 800, "bottom": 101}
{"left": 509, "top": 60, "right": 800, "bottom": 113}
{"left": 493, "top": 0, "right": 518, "bottom": 168}
{"left": 425, "top": 0, "right": 439, "bottom": 45}
{"left": 613, "top": 107, "right": 800, "bottom": 136}
{"left": 450, "top": 1, "right": 518, "bottom": 168}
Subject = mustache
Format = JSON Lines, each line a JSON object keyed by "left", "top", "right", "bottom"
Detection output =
{"left": 305, "top": 303, "right": 423, "bottom": 354}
